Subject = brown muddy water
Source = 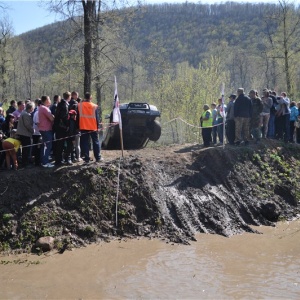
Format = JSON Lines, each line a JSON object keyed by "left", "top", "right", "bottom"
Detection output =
{"left": 0, "top": 221, "right": 300, "bottom": 299}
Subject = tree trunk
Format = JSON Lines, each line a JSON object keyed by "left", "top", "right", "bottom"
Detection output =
{"left": 283, "top": 12, "right": 291, "bottom": 95}
{"left": 82, "top": 0, "right": 95, "bottom": 94}
{"left": 93, "top": 0, "right": 102, "bottom": 123}
{"left": 0, "top": 24, "right": 11, "bottom": 100}
{"left": 264, "top": 0, "right": 300, "bottom": 97}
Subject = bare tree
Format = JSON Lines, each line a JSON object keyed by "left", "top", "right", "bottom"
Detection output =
{"left": 43, "top": 0, "right": 139, "bottom": 120}
{"left": 81, "top": 0, "right": 95, "bottom": 93}
{"left": 0, "top": 2, "right": 9, "bottom": 11}
{"left": 44, "top": 0, "right": 95, "bottom": 93}
{"left": 0, "top": 15, "right": 13, "bottom": 100}
{"left": 263, "top": 0, "right": 300, "bottom": 96}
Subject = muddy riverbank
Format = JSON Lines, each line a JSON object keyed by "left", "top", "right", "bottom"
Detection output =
{"left": 0, "top": 140, "right": 300, "bottom": 253}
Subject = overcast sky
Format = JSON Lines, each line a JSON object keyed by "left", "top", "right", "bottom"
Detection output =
{"left": 2, "top": 0, "right": 278, "bottom": 35}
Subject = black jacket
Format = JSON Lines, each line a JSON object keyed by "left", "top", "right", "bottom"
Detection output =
{"left": 234, "top": 93, "right": 252, "bottom": 118}
{"left": 6, "top": 106, "right": 16, "bottom": 115}
{"left": 69, "top": 98, "right": 78, "bottom": 111}
{"left": 53, "top": 99, "right": 69, "bottom": 132}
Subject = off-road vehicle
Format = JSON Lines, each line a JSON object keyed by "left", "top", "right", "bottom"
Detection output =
{"left": 102, "top": 102, "right": 161, "bottom": 150}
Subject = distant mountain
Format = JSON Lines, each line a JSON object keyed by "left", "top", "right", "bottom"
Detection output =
{"left": 11, "top": 1, "right": 298, "bottom": 105}
{"left": 18, "top": 20, "right": 75, "bottom": 75}
{"left": 121, "top": 2, "right": 273, "bottom": 67}
{"left": 17, "top": 2, "right": 275, "bottom": 76}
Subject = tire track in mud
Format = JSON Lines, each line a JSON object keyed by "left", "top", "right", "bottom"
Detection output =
{"left": 142, "top": 145, "right": 300, "bottom": 243}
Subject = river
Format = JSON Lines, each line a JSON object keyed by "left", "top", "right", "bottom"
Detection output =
{"left": 0, "top": 221, "right": 299, "bottom": 299}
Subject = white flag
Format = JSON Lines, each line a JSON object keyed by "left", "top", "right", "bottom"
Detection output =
{"left": 113, "top": 76, "right": 122, "bottom": 130}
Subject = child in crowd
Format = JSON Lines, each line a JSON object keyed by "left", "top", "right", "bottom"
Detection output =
{"left": 2, "top": 130, "right": 21, "bottom": 170}
{"left": 1, "top": 114, "right": 15, "bottom": 138}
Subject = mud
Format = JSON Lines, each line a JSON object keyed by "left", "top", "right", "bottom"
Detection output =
{"left": 0, "top": 221, "right": 300, "bottom": 299}
{"left": 0, "top": 140, "right": 300, "bottom": 253}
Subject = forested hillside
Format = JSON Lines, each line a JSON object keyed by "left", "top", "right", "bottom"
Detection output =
{"left": 123, "top": 2, "right": 270, "bottom": 66}
{"left": 0, "top": 1, "right": 300, "bottom": 124}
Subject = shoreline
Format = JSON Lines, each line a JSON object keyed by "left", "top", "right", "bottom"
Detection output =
{"left": 0, "top": 141, "right": 300, "bottom": 254}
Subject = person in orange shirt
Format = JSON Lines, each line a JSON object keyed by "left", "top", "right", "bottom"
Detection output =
{"left": 77, "top": 92, "right": 102, "bottom": 163}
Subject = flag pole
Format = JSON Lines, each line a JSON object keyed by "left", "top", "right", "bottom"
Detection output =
{"left": 115, "top": 156, "right": 121, "bottom": 227}
{"left": 119, "top": 128, "right": 124, "bottom": 158}
{"left": 221, "top": 82, "right": 225, "bottom": 149}
{"left": 113, "top": 76, "right": 124, "bottom": 157}
{"left": 113, "top": 76, "right": 124, "bottom": 227}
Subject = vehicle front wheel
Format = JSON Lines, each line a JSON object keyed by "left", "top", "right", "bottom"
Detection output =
{"left": 148, "top": 120, "right": 161, "bottom": 141}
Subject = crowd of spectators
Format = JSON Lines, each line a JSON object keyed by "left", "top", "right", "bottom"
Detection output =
{"left": 201, "top": 88, "right": 300, "bottom": 147}
{"left": 0, "top": 91, "right": 102, "bottom": 171}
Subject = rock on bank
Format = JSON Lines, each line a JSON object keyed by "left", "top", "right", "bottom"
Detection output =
{"left": 0, "top": 141, "right": 299, "bottom": 252}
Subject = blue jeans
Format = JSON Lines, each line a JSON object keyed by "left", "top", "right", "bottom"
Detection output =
{"left": 267, "top": 114, "right": 275, "bottom": 138}
{"left": 80, "top": 130, "right": 101, "bottom": 162}
{"left": 40, "top": 130, "right": 53, "bottom": 165}
{"left": 283, "top": 114, "right": 290, "bottom": 142}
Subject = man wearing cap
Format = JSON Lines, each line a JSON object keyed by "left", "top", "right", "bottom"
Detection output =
{"left": 226, "top": 94, "right": 236, "bottom": 145}
{"left": 234, "top": 88, "right": 252, "bottom": 145}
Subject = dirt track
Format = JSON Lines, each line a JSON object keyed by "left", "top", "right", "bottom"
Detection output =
{"left": 0, "top": 141, "right": 300, "bottom": 253}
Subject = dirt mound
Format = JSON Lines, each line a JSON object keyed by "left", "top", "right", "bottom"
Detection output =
{"left": 0, "top": 141, "right": 300, "bottom": 253}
